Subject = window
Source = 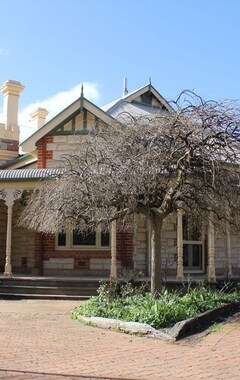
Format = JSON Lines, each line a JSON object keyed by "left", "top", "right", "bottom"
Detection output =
{"left": 73, "top": 230, "right": 96, "bottom": 246}
{"left": 58, "top": 233, "right": 66, "bottom": 247}
{"left": 183, "top": 216, "right": 204, "bottom": 271}
{"left": 55, "top": 230, "right": 110, "bottom": 250}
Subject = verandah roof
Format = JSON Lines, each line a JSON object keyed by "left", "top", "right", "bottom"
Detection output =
{"left": 0, "top": 168, "right": 63, "bottom": 182}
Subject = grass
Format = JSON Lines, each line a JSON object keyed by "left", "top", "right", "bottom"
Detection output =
{"left": 209, "top": 322, "right": 224, "bottom": 332}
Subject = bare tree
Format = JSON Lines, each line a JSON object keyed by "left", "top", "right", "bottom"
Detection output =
{"left": 20, "top": 92, "right": 240, "bottom": 293}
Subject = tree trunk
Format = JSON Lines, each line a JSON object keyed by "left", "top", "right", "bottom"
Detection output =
{"left": 150, "top": 213, "right": 163, "bottom": 294}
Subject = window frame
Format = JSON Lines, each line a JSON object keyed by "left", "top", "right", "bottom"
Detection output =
{"left": 182, "top": 216, "right": 205, "bottom": 273}
{"left": 55, "top": 229, "right": 111, "bottom": 251}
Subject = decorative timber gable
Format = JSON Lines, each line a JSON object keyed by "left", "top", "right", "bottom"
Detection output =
{"left": 51, "top": 108, "right": 105, "bottom": 136}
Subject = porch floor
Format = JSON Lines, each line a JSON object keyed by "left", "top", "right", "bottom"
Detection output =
{"left": 0, "top": 273, "right": 239, "bottom": 283}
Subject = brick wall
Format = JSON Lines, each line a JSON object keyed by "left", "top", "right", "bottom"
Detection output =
{"left": 36, "top": 230, "right": 134, "bottom": 276}
{"left": 0, "top": 138, "right": 18, "bottom": 152}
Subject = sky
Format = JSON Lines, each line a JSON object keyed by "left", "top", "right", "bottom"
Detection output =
{"left": 0, "top": 0, "right": 240, "bottom": 140}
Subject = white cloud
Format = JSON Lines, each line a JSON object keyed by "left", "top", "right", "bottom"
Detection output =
{"left": 18, "top": 82, "right": 100, "bottom": 142}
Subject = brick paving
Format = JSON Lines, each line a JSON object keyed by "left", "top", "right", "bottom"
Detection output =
{"left": 0, "top": 300, "right": 239, "bottom": 380}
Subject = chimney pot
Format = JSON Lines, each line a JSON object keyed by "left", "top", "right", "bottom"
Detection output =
{"left": 30, "top": 107, "right": 49, "bottom": 129}
{"left": 123, "top": 77, "right": 128, "bottom": 97}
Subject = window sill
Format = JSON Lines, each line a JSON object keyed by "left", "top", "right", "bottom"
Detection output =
{"left": 55, "top": 246, "right": 111, "bottom": 251}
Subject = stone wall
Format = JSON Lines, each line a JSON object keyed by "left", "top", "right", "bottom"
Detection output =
{"left": 0, "top": 200, "right": 35, "bottom": 273}
{"left": 133, "top": 214, "right": 240, "bottom": 278}
{"left": 47, "top": 135, "right": 82, "bottom": 168}
{"left": 215, "top": 233, "right": 240, "bottom": 276}
{"left": 133, "top": 214, "right": 177, "bottom": 276}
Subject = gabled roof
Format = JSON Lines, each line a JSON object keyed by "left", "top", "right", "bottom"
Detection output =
{"left": 20, "top": 97, "right": 117, "bottom": 154}
{"left": 102, "top": 83, "right": 173, "bottom": 119}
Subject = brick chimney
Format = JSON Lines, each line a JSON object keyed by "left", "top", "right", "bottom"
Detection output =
{"left": 0, "top": 80, "right": 25, "bottom": 163}
{"left": 30, "top": 108, "right": 49, "bottom": 130}
{"left": 0, "top": 80, "right": 25, "bottom": 141}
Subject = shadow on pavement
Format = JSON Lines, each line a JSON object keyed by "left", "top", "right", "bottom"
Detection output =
{"left": 0, "top": 368, "right": 137, "bottom": 380}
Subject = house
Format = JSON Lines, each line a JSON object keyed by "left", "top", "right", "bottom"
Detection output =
{"left": 0, "top": 79, "right": 238, "bottom": 282}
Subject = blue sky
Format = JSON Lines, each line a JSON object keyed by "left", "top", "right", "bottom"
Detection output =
{"left": 0, "top": 0, "right": 240, "bottom": 135}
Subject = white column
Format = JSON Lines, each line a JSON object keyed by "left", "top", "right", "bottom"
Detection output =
{"left": 0, "top": 189, "right": 22, "bottom": 278}
{"left": 177, "top": 209, "right": 184, "bottom": 281}
{"left": 147, "top": 218, "right": 151, "bottom": 276}
{"left": 208, "top": 215, "right": 216, "bottom": 282}
{"left": 4, "top": 202, "right": 13, "bottom": 277}
{"left": 226, "top": 220, "right": 232, "bottom": 277}
{"left": 110, "top": 220, "right": 117, "bottom": 278}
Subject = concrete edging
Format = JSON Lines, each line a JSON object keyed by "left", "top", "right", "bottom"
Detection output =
{"left": 77, "top": 301, "right": 240, "bottom": 341}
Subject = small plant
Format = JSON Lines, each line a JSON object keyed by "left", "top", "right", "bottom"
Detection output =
{"left": 97, "top": 268, "right": 149, "bottom": 300}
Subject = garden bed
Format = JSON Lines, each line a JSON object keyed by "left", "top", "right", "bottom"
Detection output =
{"left": 74, "top": 301, "right": 240, "bottom": 341}
{"left": 72, "top": 282, "right": 240, "bottom": 339}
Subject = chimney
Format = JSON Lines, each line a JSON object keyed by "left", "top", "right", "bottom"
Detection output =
{"left": 30, "top": 108, "right": 49, "bottom": 129}
{"left": 0, "top": 80, "right": 25, "bottom": 140}
{"left": 122, "top": 77, "right": 128, "bottom": 97}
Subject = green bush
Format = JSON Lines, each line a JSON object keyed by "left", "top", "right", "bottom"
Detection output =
{"left": 72, "top": 281, "right": 240, "bottom": 329}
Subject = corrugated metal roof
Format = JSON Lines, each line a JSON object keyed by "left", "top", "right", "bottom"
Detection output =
{"left": 102, "top": 84, "right": 151, "bottom": 112}
{"left": 0, "top": 168, "right": 63, "bottom": 181}
{"left": 102, "top": 83, "right": 171, "bottom": 119}
{"left": 105, "top": 100, "right": 163, "bottom": 121}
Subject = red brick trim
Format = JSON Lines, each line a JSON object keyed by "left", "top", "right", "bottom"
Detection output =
{"left": 37, "top": 135, "right": 53, "bottom": 168}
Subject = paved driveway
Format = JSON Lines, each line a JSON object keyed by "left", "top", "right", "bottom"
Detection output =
{"left": 0, "top": 300, "right": 239, "bottom": 380}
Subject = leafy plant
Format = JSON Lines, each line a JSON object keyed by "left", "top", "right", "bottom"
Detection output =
{"left": 72, "top": 284, "right": 240, "bottom": 329}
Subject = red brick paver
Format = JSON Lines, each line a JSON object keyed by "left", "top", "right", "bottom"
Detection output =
{"left": 0, "top": 300, "right": 239, "bottom": 380}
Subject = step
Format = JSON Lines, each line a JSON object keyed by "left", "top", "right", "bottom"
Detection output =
{"left": 0, "top": 279, "right": 101, "bottom": 288}
{"left": 0, "top": 293, "right": 90, "bottom": 300}
{"left": 0, "top": 285, "right": 98, "bottom": 296}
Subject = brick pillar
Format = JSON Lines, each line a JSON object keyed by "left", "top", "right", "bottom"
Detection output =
{"left": 34, "top": 232, "right": 44, "bottom": 275}
{"left": 121, "top": 231, "right": 134, "bottom": 268}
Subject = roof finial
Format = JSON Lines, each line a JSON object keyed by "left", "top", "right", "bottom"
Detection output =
{"left": 123, "top": 77, "right": 128, "bottom": 97}
{"left": 80, "top": 83, "right": 84, "bottom": 112}
{"left": 149, "top": 76, "right": 152, "bottom": 85}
